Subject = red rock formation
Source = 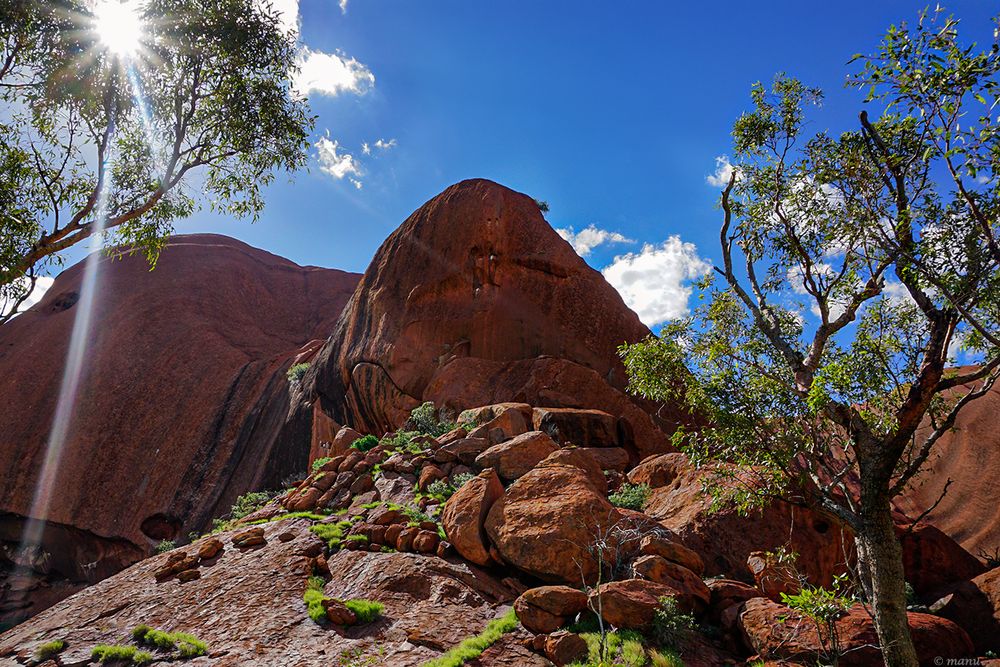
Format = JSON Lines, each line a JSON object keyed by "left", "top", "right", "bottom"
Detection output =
{"left": 0, "top": 234, "right": 359, "bottom": 626}
{"left": 307, "top": 179, "right": 676, "bottom": 456}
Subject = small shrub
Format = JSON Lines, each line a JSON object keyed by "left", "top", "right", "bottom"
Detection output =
{"left": 649, "top": 649, "right": 686, "bottom": 667}
{"left": 421, "top": 609, "right": 517, "bottom": 667}
{"left": 650, "top": 596, "right": 695, "bottom": 650}
{"left": 304, "top": 577, "right": 329, "bottom": 623}
{"left": 343, "top": 598, "right": 384, "bottom": 624}
{"left": 34, "top": 639, "right": 65, "bottom": 661}
{"left": 154, "top": 539, "right": 175, "bottom": 554}
{"left": 131, "top": 625, "right": 208, "bottom": 659}
{"left": 780, "top": 574, "right": 853, "bottom": 665}
{"left": 309, "top": 520, "right": 354, "bottom": 549}
{"left": 535, "top": 199, "right": 550, "bottom": 213}
{"left": 173, "top": 632, "right": 208, "bottom": 658}
{"left": 344, "top": 534, "right": 369, "bottom": 543}
{"left": 608, "top": 482, "right": 651, "bottom": 510}
{"left": 311, "top": 457, "right": 333, "bottom": 473}
{"left": 406, "top": 401, "right": 455, "bottom": 437}
{"left": 91, "top": 644, "right": 152, "bottom": 664}
{"left": 426, "top": 479, "right": 456, "bottom": 502}
{"left": 351, "top": 434, "right": 379, "bottom": 452}
{"left": 451, "top": 472, "right": 475, "bottom": 488}
{"left": 230, "top": 490, "right": 276, "bottom": 520}
{"left": 286, "top": 362, "right": 310, "bottom": 383}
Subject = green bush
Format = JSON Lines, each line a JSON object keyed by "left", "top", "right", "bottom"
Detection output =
{"left": 132, "top": 625, "right": 208, "bottom": 659}
{"left": 421, "top": 609, "right": 518, "bottom": 667}
{"left": 380, "top": 430, "right": 421, "bottom": 451}
{"left": 351, "top": 434, "right": 379, "bottom": 452}
{"left": 34, "top": 639, "right": 65, "bottom": 661}
{"left": 309, "top": 520, "right": 354, "bottom": 549}
{"left": 573, "top": 629, "right": 647, "bottom": 667}
{"left": 304, "top": 576, "right": 329, "bottom": 623}
{"left": 608, "top": 482, "right": 651, "bottom": 510}
{"left": 406, "top": 401, "right": 455, "bottom": 437}
{"left": 286, "top": 362, "right": 310, "bottom": 383}
{"left": 311, "top": 456, "right": 333, "bottom": 473}
{"left": 425, "top": 479, "right": 456, "bottom": 502}
{"left": 451, "top": 472, "right": 475, "bottom": 488}
{"left": 154, "top": 539, "right": 175, "bottom": 554}
{"left": 91, "top": 645, "right": 152, "bottom": 664}
{"left": 650, "top": 597, "right": 694, "bottom": 650}
{"left": 343, "top": 599, "right": 384, "bottom": 624}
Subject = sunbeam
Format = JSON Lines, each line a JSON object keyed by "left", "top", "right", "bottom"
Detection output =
{"left": 92, "top": 0, "right": 145, "bottom": 57}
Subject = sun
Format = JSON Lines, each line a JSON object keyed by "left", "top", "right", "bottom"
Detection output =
{"left": 92, "top": 0, "right": 145, "bottom": 57}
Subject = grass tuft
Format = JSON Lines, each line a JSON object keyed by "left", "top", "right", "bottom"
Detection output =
{"left": 343, "top": 599, "right": 384, "bottom": 624}
{"left": 421, "top": 609, "right": 518, "bottom": 667}
{"left": 33, "top": 639, "right": 66, "bottom": 661}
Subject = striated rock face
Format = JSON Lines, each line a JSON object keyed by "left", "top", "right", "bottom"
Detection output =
{"left": 0, "top": 234, "right": 359, "bottom": 626}
{"left": 307, "top": 179, "right": 675, "bottom": 456}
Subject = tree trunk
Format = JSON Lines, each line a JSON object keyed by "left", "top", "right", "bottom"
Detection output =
{"left": 856, "top": 494, "right": 918, "bottom": 666}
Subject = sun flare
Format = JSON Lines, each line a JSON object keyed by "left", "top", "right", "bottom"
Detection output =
{"left": 92, "top": 0, "right": 144, "bottom": 57}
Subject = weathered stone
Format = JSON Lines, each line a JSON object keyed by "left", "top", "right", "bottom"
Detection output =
{"left": 232, "top": 527, "right": 266, "bottom": 548}
{"left": 441, "top": 468, "right": 506, "bottom": 566}
{"left": 639, "top": 534, "right": 704, "bottom": 576}
{"left": 413, "top": 531, "right": 440, "bottom": 554}
{"left": 196, "top": 538, "right": 224, "bottom": 560}
{"left": 544, "top": 631, "right": 588, "bottom": 666}
{"left": 475, "top": 431, "right": 559, "bottom": 481}
{"left": 518, "top": 586, "right": 588, "bottom": 618}
{"left": 514, "top": 596, "right": 565, "bottom": 634}
{"left": 532, "top": 407, "right": 619, "bottom": 447}
{"left": 632, "top": 555, "right": 710, "bottom": 607}
{"left": 590, "top": 579, "right": 692, "bottom": 629}
{"left": 323, "top": 598, "right": 357, "bottom": 626}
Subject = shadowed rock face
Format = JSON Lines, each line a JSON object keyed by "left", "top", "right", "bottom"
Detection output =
{"left": 0, "top": 234, "right": 359, "bottom": 626}
{"left": 309, "top": 178, "right": 676, "bottom": 454}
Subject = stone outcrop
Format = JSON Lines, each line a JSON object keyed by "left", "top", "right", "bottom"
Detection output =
{"left": 306, "top": 179, "right": 676, "bottom": 456}
{"left": 0, "top": 234, "right": 359, "bottom": 626}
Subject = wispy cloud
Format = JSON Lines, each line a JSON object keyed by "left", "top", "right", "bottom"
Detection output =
{"left": 556, "top": 224, "right": 634, "bottom": 257}
{"left": 602, "top": 236, "right": 710, "bottom": 327}
{"left": 362, "top": 138, "right": 398, "bottom": 155}
{"left": 315, "top": 137, "right": 363, "bottom": 189}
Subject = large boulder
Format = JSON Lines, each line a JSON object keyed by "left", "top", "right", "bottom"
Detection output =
{"left": 485, "top": 463, "right": 619, "bottom": 583}
{"left": 441, "top": 468, "right": 505, "bottom": 566}
{"left": 306, "top": 179, "right": 676, "bottom": 454}
{"left": 589, "top": 579, "right": 696, "bottom": 629}
{"left": 474, "top": 431, "right": 560, "bottom": 481}
{"left": 0, "top": 235, "right": 359, "bottom": 626}
{"left": 897, "top": 520, "right": 985, "bottom": 598}
{"left": 531, "top": 407, "right": 621, "bottom": 448}
{"left": 739, "top": 597, "right": 974, "bottom": 666}
{"left": 636, "top": 453, "right": 850, "bottom": 587}
{"left": 931, "top": 566, "right": 1000, "bottom": 653}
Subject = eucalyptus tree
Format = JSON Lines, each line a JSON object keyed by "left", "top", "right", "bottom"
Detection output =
{"left": 621, "top": 10, "right": 1000, "bottom": 664}
{"left": 0, "top": 0, "right": 313, "bottom": 322}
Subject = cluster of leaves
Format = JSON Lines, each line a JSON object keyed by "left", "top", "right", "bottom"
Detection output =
{"left": 131, "top": 625, "right": 207, "bottom": 659}
{"left": 309, "top": 518, "right": 359, "bottom": 550}
{"left": 424, "top": 479, "right": 456, "bottom": 503}
{"left": 451, "top": 472, "right": 475, "bottom": 488}
{"left": 154, "top": 539, "right": 175, "bottom": 554}
{"left": 91, "top": 644, "right": 153, "bottom": 664}
{"left": 380, "top": 430, "right": 423, "bottom": 452}
{"left": 608, "top": 483, "right": 651, "bottom": 511}
{"left": 780, "top": 574, "right": 854, "bottom": 664}
{"left": 33, "top": 639, "right": 66, "bottom": 662}
{"left": 311, "top": 457, "right": 332, "bottom": 473}
{"left": 406, "top": 402, "right": 456, "bottom": 437}
{"left": 286, "top": 363, "right": 310, "bottom": 384}
{"left": 351, "top": 434, "right": 380, "bottom": 452}
{"left": 649, "top": 597, "right": 694, "bottom": 650}
{"left": 421, "top": 609, "right": 518, "bottom": 667}
{"left": 210, "top": 489, "right": 277, "bottom": 533}
{"left": 343, "top": 599, "right": 384, "bottom": 624}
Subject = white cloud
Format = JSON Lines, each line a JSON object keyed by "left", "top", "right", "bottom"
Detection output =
{"left": 556, "top": 225, "right": 634, "bottom": 257}
{"left": 602, "top": 236, "right": 711, "bottom": 327}
{"left": 339, "top": 0, "right": 349, "bottom": 13}
{"left": 706, "top": 155, "right": 739, "bottom": 187}
{"left": 362, "top": 138, "right": 397, "bottom": 155}
{"left": 315, "top": 136, "right": 363, "bottom": 188}
{"left": 294, "top": 48, "right": 375, "bottom": 98}
{"left": 1, "top": 276, "right": 55, "bottom": 317}
{"left": 262, "top": 0, "right": 300, "bottom": 36}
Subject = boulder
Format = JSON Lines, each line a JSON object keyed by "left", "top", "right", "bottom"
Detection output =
{"left": 544, "top": 631, "right": 589, "bottom": 666}
{"left": 897, "top": 520, "right": 985, "bottom": 597}
{"left": 459, "top": 403, "right": 534, "bottom": 430}
{"left": 514, "top": 596, "right": 565, "bottom": 634}
{"left": 196, "top": 538, "right": 224, "bottom": 560}
{"left": 641, "top": 453, "right": 850, "bottom": 587}
{"left": 322, "top": 598, "right": 357, "bottom": 626}
{"left": 440, "top": 437, "right": 491, "bottom": 466}
{"left": 739, "top": 597, "right": 974, "bottom": 666}
{"left": 475, "top": 431, "right": 560, "bottom": 481}
{"left": 747, "top": 552, "right": 800, "bottom": 600}
{"left": 330, "top": 426, "right": 364, "bottom": 456}
{"left": 577, "top": 447, "right": 630, "bottom": 472}
{"left": 418, "top": 464, "right": 447, "bottom": 491}
{"left": 232, "top": 527, "right": 266, "bottom": 548}
{"left": 639, "top": 534, "right": 705, "bottom": 576}
{"left": 532, "top": 407, "right": 620, "bottom": 448}
{"left": 485, "top": 464, "right": 620, "bottom": 583}
{"left": 632, "top": 555, "right": 710, "bottom": 607}
{"left": 537, "top": 448, "right": 608, "bottom": 494}
{"left": 441, "top": 468, "right": 505, "bottom": 566}
{"left": 930, "top": 567, "right": 1000, "bottom": 653}
{"left": 519, "top": 586, "right": 589, "bottom": 618}
{"left": 589, "top": 579, "right": 692, "bottom": 629}
{"left": 308, "top": 179, "right": 678, "bottom": 448}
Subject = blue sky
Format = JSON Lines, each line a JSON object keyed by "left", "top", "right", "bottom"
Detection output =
{"left": 49, "top": 1, "right": 1000, "bottom": 327}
